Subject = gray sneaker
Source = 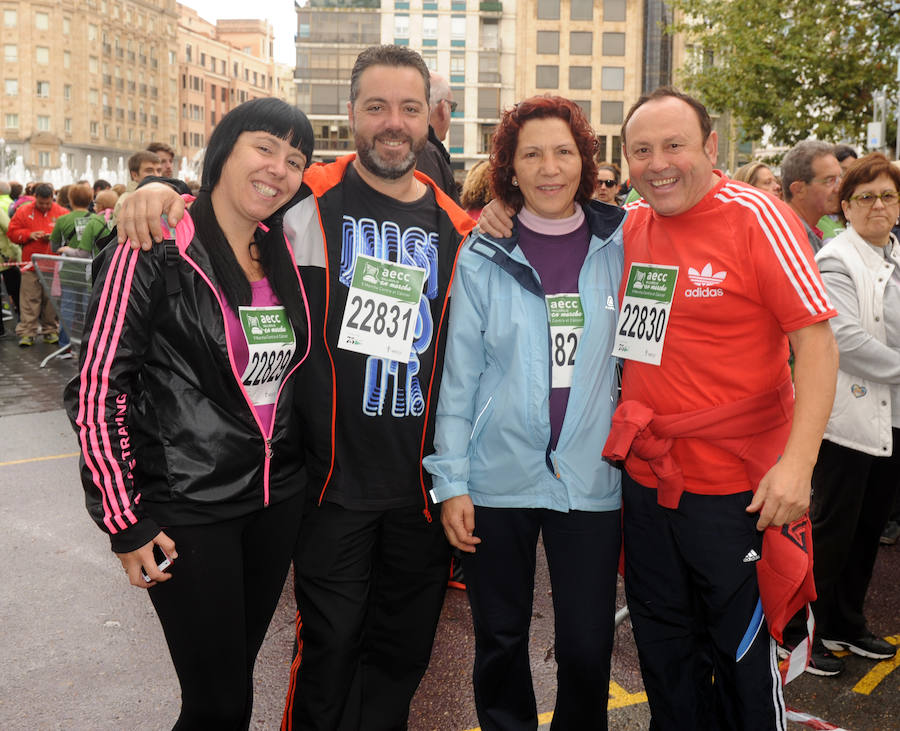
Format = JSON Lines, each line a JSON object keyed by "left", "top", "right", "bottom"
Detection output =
{"left": 821, "top": 632, "right": 897, "bottom": 660}
{"left": 880, "top": 521, "right": 900, "bottom": 546}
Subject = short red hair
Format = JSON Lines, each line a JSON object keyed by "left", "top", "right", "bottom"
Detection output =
{"left": 489, "top": 95, "right": 598, "bottom": 211}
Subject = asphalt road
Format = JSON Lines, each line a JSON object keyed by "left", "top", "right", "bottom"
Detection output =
{"left": 1, "top": 333, "right": 897, "bottom": 730}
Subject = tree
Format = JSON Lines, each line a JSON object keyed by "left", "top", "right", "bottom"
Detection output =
{"left": 669, "top": 0, "right": 900, "bottom": 147}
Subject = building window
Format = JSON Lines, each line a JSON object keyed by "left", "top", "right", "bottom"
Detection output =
{"left": 88, "top": 23, "right": 98, "bottom": 41}
{"left": 36, "top": 46, "right": 50, "bottom": 64}
{"left": 169, "top": 50, "right": 176, "bottom": 65}
{"left": 2, "top": 9, "right": 16, "bottom": 27}
{"left": 536, "top": 0, "right": 560, "bottom": 20}
{"left": 478, "top": 54, "right": 499, "bottom": 83}
{"left": 570, "top": 0, "right": 592, "bottom": 20}
{"left": 602, "top": 32, "right": 626, "bottom": 56}
{"left": 39, "top": 151, "right": 51, "bottom": 167}
{"left": 90, "top": 120, "right": 99, "bottom": 136}
{"left": 601, "top": 101, "right": 624, "bottom": 125}
{"left": 64, "top": 118, "right": 72, "bottom": 133}
{"left": 536, "top": 65, "right": 559, "bottom": 89}
{"left": 89, "top": 89, "right": 99, "bottom": 105}
{"left": 5, "top": 113, "right": 18, "bottom": 128}
{"left": 37, "top": 115, "right": 51, "bottom": 131}
{"left": 450, "top": 54, "right": 465, "bottom": 75}
{"left": 449, "top": 122, "right": 464, "bottom": 153}
{"left": 451, "top": 16, "right": 466, "bottom": 39}
{"left": 88, "top": 56, "right": 98, "bottom": 73}
{"left": 422, "top": 51, "right": 437, "bottom": 71}
{"left": 569, "top": 66, "right": 591, "bottom": 89}
{"left": 451, "top": 86, "right": 464, "bottom": 115}
{"left": 575, "top": 100, "right": 591, "bottom": 120}
{"left": 35, "top": 12, "right": 49, "bottom": 31}
{"left": 64, "top": 84, "right": 72, "bottom": 100}
{"left": 394, "top": 14, "right": 409, "bottom": 37}
{"left": 63, "top": 17, "right": 70, "bottom": 34}
{"left": 423, "top": 16, "right": 438, "bottom": 39}
{"left": 477, "top": 87, "right": 499, "bottom": 118}
{"left": 63, "top": 51, "right": 71, "bottom": 68}
{"left": 4, "top": 79, "right": 17, "bottom": 96}
{"left": 570, "top": 31, "right": 592, "bottom": 55}
{"left": 481, "top": 18, "right": 500, "bottom": 50}
{"left": 536, "top": 31, "right": 559, "bottom": 55}
{"left": 604, "top": 0, "right": 627, "bottom": 22}
{"left": 3, "top": 45, "right": 15, "bottom": 63}
{"left": 36, "top": 81, "right": 50, "bottom": 98}
{"left": 185, "top": 44, "right": 192, "bottom": 63}
{"left": 598, "top": 136, "right": 608, "bottom": 162}
{"left": 601, "top": 66, "right": 625, "bottom": 90}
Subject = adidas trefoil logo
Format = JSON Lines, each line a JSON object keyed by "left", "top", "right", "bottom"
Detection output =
{"left": 686, "top": 263, "right": 726, "bottom": 298}
{"left": 742, "top": 548, "right": 761, "bottom": 563}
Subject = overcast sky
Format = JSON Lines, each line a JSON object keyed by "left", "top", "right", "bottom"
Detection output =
{"left": 182, "top": 0, "right": 298, "bottom": 65}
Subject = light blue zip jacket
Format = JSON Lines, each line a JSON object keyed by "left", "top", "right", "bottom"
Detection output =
{"left": 423, "top": 201, "right": 625, "bottom": 512}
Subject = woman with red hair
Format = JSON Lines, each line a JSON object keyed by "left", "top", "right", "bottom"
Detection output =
{"left": 424, "top": 95, "right": 625, "bottom": 729}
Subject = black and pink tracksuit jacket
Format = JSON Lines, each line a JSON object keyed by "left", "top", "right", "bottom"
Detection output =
{"left": 64, "top": 209, "right": 311, "bottom": 553}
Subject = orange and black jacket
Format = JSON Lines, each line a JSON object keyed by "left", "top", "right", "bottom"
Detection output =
{"left": 284, "top": 154, "right": 475, "bottom": 520}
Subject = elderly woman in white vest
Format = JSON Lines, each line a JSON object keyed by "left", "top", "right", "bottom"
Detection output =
{"left": 808, "top": 152, "right": 900, "bottom": 672}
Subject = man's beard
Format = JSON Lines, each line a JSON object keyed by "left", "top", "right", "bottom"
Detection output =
{"left": 355, "top": 130, "right": 426, "bottom": 181}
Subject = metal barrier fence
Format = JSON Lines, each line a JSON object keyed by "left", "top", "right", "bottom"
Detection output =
{"left": 31, "top": 254, "right": 92, "bottom": 368}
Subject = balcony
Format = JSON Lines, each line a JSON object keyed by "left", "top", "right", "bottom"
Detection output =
{"left": 479, "top": 1, "right": 502, "bottom": 11}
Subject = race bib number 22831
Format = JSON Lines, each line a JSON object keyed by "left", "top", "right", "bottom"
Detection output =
{"left": 338, "top": 254, "right": 427, "bottom": 362}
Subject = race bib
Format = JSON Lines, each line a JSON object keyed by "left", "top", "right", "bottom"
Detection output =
{"left": 238, "top": 306, "right": 296, "bottom": 406}
{"left": 547, "top": 293, "right": 584, "bottom": 389}
{"left": 337, "top": 253, "right": 426, "bottom": 362}
{"left": 74, "top": 216, "right": 89, "bottom": 241}
{"left": 612, "top": 263, "right": 679, "bottom": 366}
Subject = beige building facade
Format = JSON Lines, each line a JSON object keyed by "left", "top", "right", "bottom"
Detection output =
{"left": 1, "top": 0, "right": 180, "bottom": 179}
{"left": 516, "top": 0, "right": 647, "bottom": 173}
{"left": 1, "top": 1, "right": 292, "bottom": 182}
{"left": 177, "top": 8, "right": 289, "bottom": 165}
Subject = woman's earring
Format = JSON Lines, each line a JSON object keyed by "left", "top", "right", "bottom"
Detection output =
{"left": 512, "top": 177, "right": 518, "bottom": 187}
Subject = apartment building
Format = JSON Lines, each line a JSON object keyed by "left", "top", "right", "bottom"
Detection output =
{"left": 1, "top": 0, "right": 180, "bottom": 178}
{"left": 516, "top": 0, "right": 646, "bottom": 172}
{"left": 295, "top": 0, "right": 518, "bottom": 172}
{"left": 0, "top": 1, "right": 292, "bottom": 181}
{"left": 177, "top": 7, "right": 288, "bottom": 162}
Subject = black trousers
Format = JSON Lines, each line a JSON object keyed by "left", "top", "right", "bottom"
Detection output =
{"left": 148, "top": 492, "right": 304, "bottom": 731}
{"left": 623, "top": 476, "right": 786, "bottom": 731}
{"left": 284, "top": 500, "right": 449, "bottom": 731}
{"left": 808, "top": 433, "right": 900, "bottom": 638}
{"left": 461, "top": 507, "right": 621, "bottom": 731}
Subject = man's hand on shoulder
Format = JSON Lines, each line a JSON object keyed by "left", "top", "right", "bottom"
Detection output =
{"left": 478, "top": 199, "right": 515, "bottom": 239}
{"left": 117, "top": 182, "right": 186, "bottom": 251}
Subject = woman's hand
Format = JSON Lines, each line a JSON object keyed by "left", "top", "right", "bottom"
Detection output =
{"left": 117, "top": 183, "right": 186, "bottom": 251}
{"left": 117, "top": 531, "right": 178, "bottom": 589}
{"left": 440, "top": 495, "right": 481, "bottom": 553}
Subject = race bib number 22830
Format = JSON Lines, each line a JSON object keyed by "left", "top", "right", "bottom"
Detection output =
{"left": 612, "top": 263, "right": 678, "bottom": 366}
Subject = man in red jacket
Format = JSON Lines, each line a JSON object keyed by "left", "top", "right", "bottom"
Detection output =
{"left": 7, "top": 183, "right": 67, "bottom": 346}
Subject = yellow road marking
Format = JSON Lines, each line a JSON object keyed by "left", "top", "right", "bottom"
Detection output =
{"left": 853, "top": 635, "right": 900, "bottom": 696}
{"left": 462, "top": 681, "right": 648, "bottom": 730}
{"left": 0, "top": 451, "right": 79, "bottom": 467}
{"left": 608, "top": 681, "right": 649, "bottom": 709}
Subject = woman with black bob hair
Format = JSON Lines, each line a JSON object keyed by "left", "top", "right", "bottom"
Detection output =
{"left": 65, "top": 97, "right": 314, "bottom": 729}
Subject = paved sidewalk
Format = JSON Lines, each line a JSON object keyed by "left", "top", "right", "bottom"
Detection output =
{"left": 1, "top": 330, "right": 897, "bottom": 730}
